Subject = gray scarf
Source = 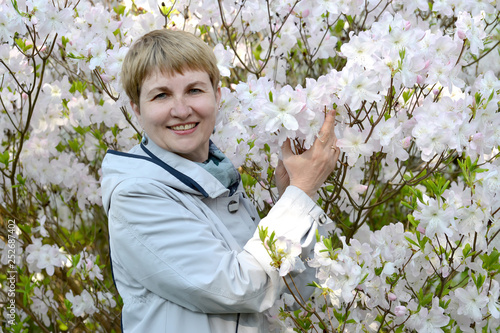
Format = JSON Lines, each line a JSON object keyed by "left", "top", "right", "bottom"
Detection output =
{"left": 196, "top": 142, "right": 240, "bottom": 195}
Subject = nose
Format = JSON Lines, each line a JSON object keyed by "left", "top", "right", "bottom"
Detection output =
{"left": 170, "top": 96, "right": 191, "bottom": 119}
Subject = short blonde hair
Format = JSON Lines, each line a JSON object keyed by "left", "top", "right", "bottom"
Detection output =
{"left": 121, "top": 29, "right": 220, "bottom": 106}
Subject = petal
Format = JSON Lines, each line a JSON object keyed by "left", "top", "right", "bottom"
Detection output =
{"left": 282, "top": 115, "right": 299, "bottom": 131}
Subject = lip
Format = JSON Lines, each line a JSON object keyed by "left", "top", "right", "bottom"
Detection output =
{"left": 168, "top": 122, "right": 199, "bottom": 135}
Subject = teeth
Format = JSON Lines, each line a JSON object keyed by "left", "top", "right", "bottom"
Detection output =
{"left": 170, "top": 123, "right": 196, "bottom": 131}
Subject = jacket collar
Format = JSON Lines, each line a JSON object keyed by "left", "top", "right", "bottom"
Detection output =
{"left": 103, "top": 136, "right": 232, "bottom": 200}
{"left": 142, "top": 137, "right": 233, "bottom": 198}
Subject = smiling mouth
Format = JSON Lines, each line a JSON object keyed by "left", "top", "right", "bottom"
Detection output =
{"left": 169, "top": 123, "right": 198, "bottom": 131}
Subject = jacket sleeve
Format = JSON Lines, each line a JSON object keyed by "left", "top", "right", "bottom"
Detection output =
{"left": 108, "top": 178, "right": 328, "bottom": 314}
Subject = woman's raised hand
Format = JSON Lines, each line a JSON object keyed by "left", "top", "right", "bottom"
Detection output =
{"left": 278, "top": 110, "right": 340, "bottom": 198}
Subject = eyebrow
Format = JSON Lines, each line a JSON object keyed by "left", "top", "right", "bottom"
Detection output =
{"left": 146, "top": 81, "right": 209, "bottom": 97}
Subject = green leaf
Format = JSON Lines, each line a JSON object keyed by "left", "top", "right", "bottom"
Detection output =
{"left": 407, "top": 214, "right": 418, "bottom": 228}
{"left": 258, "top": 226, "right": 268, "bottom": 243}
{"left": 61, "top": 36, "right": 70, "bottom": 47}
{"left": 418, "top": 289, "right": 433, "bottom": 306}
{"left": 72, "top": 254, "right": 81, "bottom": 267}
{"left": 69, "top": 80, "right": 87, "bottom": 94}
{"left": 308, "top": 281, "right": 323, "bottom": 289}
{"left": 405, "top": 236, "right": 419, "bottom": 248}
{"left": 73, "top": 126, "right": 88, "bottom": 136}
{"left": 334, "top": 19, "right": 344, "bottom": 33}
{"left": 55, "top": 142, "right": 66, "bottom": 152}
{"left": 16, "top": 174, "right": 25, "bottom": 185}
{"left": 159, "top": 2, "right": 172, "bottom": 16}
{"left": 401, "top": 201, "right": 414, "bottom": 210}
{"left": 58, "top": 320, "right": 69, "bottom": 331}
{"left": 241, "top": 173, "right": 257, "bottom": 188}
{"left": 480, "top": 249, "right": 500, "bottom": 271}
{"left": 399, "top": 48, "right": 406, "bottom": 62}
{"left": 68, "top": 138, "right": 81, "bottom": 152}
{"left": 15, "top": 38, "right": 33, "bottom": 52}
{"left": 474, "top": 92, "right": 482, "bottom": 106}
{"left": 462, "top": 243, "right": 472, "bottom": 257}
{"left": 403, "top": 89, "right": 413, "bottom": 104}
{"left": 113, "top": 4, "right": 127, "bottom": 16}
{"left": 0, "top": 151, "right": 9, "bottom": 167}
{"left": 333, "top": 308, "right": 343, "bottom": 322}
{"left": 323, "top": 237, "right": 333, "bottom": 252}
{"left": 395, "top": 325, "right": 405, "bottom": 333}
{"left": 475, "top": 274, "right": 485, "bottom": 290}
{"left": 111, "top": 124, "right": 120, "bottom": 137}
{"left": 416, "top": 232, "right": 429, "bottom": 248}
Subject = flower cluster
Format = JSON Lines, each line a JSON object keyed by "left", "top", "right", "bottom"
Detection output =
{"left": 267, "top": 158, "right": 499, "bottom": 331}
{"left": 259, "top": 227, "right": 305, "bottom": 277}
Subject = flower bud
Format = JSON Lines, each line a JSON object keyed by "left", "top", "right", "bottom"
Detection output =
{"left": 395, "top": 305, "right": 407, "bottom": 317}
{"left": 86, "top": 259, "right": 93, "bottom": 270}
{"left": 388, "top": 293, "right": 397, "bottom": 301}
{"left": 441, "top": 265, "right": 450, "bottom": 278}
{"left": 417, "top": 226, "right": 426, "bottom": 234}
{"left": 401, "top": 136, "right": 411, "bottom": 149}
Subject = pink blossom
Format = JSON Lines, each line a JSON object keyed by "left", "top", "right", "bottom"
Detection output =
{"left": 26, "top": 243, "right": 66, "bottom": 276}
{"left": 32, "top": 216, "right": 49, "bottom": 238}
{"left": 336, "top": 127, "right": 377, "bottom": 166}
{"left": 413, "top": 198, "right": 455, "bottom": 239}
{"left": 30, "top": 287, "right": 57, "bottom": 327}
{"left": 456, "top": 11, "right": 487, "bottom": 56}
{"left": 261, "top": 86, "right": 305, "bottom": 133}
{"left": 417, "top": 226, "right": 426, "bottom": 234}
{"left": 407, "top": 298, "right": 449, "bottom": 331}
{"left": 395, "top": 305, "right": 407, "bottom": 317}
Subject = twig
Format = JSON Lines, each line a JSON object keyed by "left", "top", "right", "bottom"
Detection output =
{"left": 463, "top": 41, "right": 500, "bottom": 68}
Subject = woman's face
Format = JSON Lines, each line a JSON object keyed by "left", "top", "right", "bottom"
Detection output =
{"left": 132, "top": 70, "right": 221, "bottom": 162}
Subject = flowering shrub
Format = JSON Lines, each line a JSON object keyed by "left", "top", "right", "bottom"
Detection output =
{"left": 0, "top": 0, "right": 498, "bottom": 331}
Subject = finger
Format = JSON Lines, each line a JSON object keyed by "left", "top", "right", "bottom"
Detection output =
{"left": 275, "top": 158, "right": 285, "bottom": 177}
{"left": 281, "top": 138, "right": 293, "bottom": 159}
{"left": 316, "top": 110, "right": 336, "bottom": 144}
{"left": 277, "top": 158, "right": 285, "bottom": 170}
{"left": 322, "top": 109, "right": 336, "bottom": 134}
{"left": 330, "top": 145, "right": 340, "bottom": 156}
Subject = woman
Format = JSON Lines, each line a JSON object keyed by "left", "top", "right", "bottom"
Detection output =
{"left": 101, "top": 29, "right": 340, "bottom": 333}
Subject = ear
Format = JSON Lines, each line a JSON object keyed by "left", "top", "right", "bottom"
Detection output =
{"left": 131, "top": 101, "right": 140, "bottom": 119}
{"left": 215, "top": 86, "right": 221, "bottom": 110}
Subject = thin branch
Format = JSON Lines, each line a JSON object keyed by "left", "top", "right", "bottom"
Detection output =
{"left": 463, "top": 41, "right": 500, "bottom": 68}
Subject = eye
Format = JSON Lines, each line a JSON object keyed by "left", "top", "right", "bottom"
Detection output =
{"left": 189, "top": 88, "right": 202, "bottom": 94}
{"left": 154, "top": 92, "right": 168, "bottom": 100}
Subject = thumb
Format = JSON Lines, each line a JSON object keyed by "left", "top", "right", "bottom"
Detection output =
{"left": 276, "top": 158, "right": 286, "bottom": 175}
{"left": 281, "top": 138, "right": 293, "bottom": 159}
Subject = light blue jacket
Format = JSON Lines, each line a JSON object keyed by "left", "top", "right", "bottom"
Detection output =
{"left": 101, "top": 138, "right": 330, "bottom": 333}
